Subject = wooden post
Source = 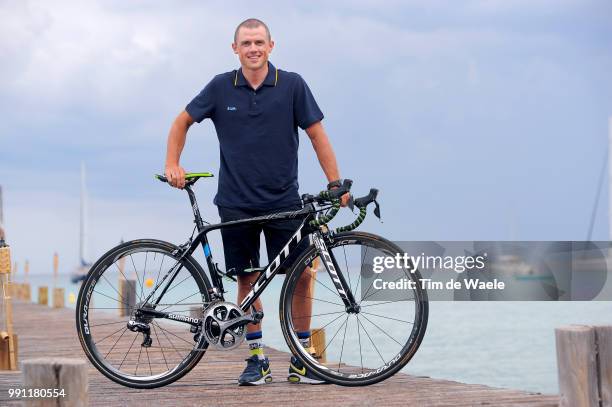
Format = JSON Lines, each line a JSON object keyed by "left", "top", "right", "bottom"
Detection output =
{"left": 23, "top": 283, "right": 31, "bottom": 302}
{"left": 119, "top": 279, "right": 136, "bottom": 317}
{"left": 24, "top": 260, "right": 31, "bottom": 302}
{"left": 38, "top": 287, "right": 48, "bottom": 306}
{"left": 0, "top": 241, "right": 17, "bottom": 370}
{"left": 53, "top": 288, "right": 65, "bottom": 308}
{"left": 555, "top": 325, "right": 599, "bottom": 407}
{"left": 595, "top": 326, "right": 612, "bottom": 407}
{"left": 53, "top": 252, "right": 59, "bottom": 289}
{"left": 0, "top": 331, "right": 18, "bottom": 370}
{"left": 22, "top": 358, "right": 88, "bottom": 406}
{"left": 305, "top": 258, "right": 327, "bottom": 363}
{"left": 311, "top": 328, "right": 327, "bottom": 364}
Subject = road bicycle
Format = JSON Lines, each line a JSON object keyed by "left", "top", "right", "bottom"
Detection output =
{"left": 76, "top": 173, "right": 428, "bottom": 388}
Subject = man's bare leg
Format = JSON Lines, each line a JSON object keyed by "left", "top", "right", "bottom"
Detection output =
{"left": 237, "top": 273, "right": 263, "bottom": 333}
{"left": 291, "top": 266, "right": 315, "bottom": 339}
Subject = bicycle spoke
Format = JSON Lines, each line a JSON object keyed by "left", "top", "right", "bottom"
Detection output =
{"left": 90, "top": 320, "right": 128, "bottom": 328}
{"left": 338, "top": 314, "right": 350, "bottom": 372}
{"left": 152, "top": 321, "right": 183, "bottom": 359}
{"left": 291, "top": 310, "right": 347, "bottom": 320}
{"left": 101, "top": 273, "right": 126, "bottom": 305}
{"left": 104, "top": 328, "right": 128, "bottom": 359}
{"left": 360, "top": 299, "right": 413, "bottom": 308}
{"left": 153, "top": 321, "right": 194, "bottom": 347}
{"left": 319, "top": 315, "right": 349, "bottom": 363}
{"left": 159, "top": 291, "right": 200, "bottom": 312}
{"left": 290, "top": 292, "right": 343, "bottom": 307}
{"left": 94, "top": 325, "right": 127, "bottom": 345}
{"left": 356, "top": 315, "right": 386, "bottom": 364}
{"left": 153, "top": 255, "right": 166, "bottom": 295}
{"left": 145, "top": 346, "right": 153, "bottom": 376}
{"left": 361, "top": 311, "right": 414, "bottom": 324}
{"left": 360, "top": 270, "right": 411, "bottom": 304}
{"left": 93, "top": 289, "right": 129, "bottom": 307}
{"left": 360, "top": 313, "right": 404, "bottom": 347}
{"left": 138, "top": 251, "right": 148, "bottom": 300}
{"left": 342, "top": 246, "right": 353, "bottom": 295}
{"left": 114, "top": 263, "right": 140, "bottom": 303}
{"left": 130, "top": 254, "right": 145, "bottom": 303}
{"left": 119, "top": 333, "right": 139, "bottom": 369}
{"left": 312, "top": 312, "right": 347, "bottom": 333}
{"left": 158, "top": 272, "right": 192, "bottom": 299}
{"left": 135, "top": 345, "right": 143, "bottom": 375}
{"left": 314, "top": 277, "right": 343, "bottom": 300}
{"left": 353, "top": 245, "right": 368, "bottom": 300}
{"left": 357, "top": 313, "right": 364, "bottom": 373}
{"left": 151, "top": 323, "right": 170, "bottom": 371}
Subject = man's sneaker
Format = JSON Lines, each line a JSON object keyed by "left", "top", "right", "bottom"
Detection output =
{"left": 287, "top": 356, "right": 328, "bottom": 384}
{"left": 238, "top": 355, "right": 272, "bottom": 386}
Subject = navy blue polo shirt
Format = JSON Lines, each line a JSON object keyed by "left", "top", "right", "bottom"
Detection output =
{"left": 185, "top": 62, "right": 324, "bottom": 210}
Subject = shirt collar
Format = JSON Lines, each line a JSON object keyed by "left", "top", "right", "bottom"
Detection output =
{"left": 234, "top": 62, "right": 278, "bottom": 88}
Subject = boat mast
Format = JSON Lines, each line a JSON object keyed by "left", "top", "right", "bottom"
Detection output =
{"left": 80, "top": 162, "right": 88, "bottom": 265}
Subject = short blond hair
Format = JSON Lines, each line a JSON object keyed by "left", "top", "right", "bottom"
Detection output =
{"left": 234, "top": 18, "right": 271, "bottom": 43}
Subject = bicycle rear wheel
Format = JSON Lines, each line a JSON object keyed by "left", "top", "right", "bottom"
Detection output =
{"left": 76, "top": 239, "right": 212, "bottom": 388}
{"left": 280, "top": 231, "right": 428, "bottom": 386}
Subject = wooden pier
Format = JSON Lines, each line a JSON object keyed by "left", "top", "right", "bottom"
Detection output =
{"left": 0, "top": 301, "right": 559, "bottom": 406}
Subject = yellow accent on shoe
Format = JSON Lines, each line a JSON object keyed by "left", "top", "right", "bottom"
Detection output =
{"left": 288, "top": 376, "right": 300, "bottom": 383}
{"left": 250, "top": 347, "right": 264, "bottom": 358}
{"left": 262, "top": 367, "right": 270, "bottom": 376}
{"left": 290, "top": 363, "right": 306, "bottom": 376}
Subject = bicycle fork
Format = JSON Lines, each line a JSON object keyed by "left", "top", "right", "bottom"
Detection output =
{"left": 311, "top": 232, "right": 360, "bottom": 313}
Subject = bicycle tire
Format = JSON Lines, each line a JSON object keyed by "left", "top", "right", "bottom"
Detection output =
{"left": 279, "top": 231, "right": 428, "bottom": 386}
{"left": 76, "top": 239, "right": 212, "bottom": 389}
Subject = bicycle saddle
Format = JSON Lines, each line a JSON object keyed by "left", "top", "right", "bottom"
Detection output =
{"left": 155, "top": 172, "right": 214, "bottom": 186}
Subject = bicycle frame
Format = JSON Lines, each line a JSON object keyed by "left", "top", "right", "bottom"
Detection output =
{"left": 139, "top": 185, "right": 358, "bottom": 324}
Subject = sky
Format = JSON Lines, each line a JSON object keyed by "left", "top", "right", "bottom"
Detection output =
{"left": 1, "top": 0, "right": 611, "bottom": 274}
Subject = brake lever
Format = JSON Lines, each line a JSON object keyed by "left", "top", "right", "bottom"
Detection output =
{"left": 373, "top": 200, "right": 382, "bottom": 221}
{"left": 348, "top": 195, "right": 355, "bottom": 212}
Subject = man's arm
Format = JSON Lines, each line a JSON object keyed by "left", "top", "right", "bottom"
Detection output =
{"left": 305, "top": 121, "right": 349, "bottom": 206}
{"left": 164, "top": 110, "right": 194, "bottom": 189}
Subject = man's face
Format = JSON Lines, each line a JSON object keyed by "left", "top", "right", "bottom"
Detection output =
{"left": 232, "top": 25, "right": 274, "bottom": 71}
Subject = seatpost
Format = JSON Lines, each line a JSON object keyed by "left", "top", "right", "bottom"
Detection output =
{"left": 184, "top": 185, "right": 205, "bottom": 231}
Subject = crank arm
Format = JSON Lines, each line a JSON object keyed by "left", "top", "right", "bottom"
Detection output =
{"left": 218, "top": 310, "right": 264, "bottom": 332}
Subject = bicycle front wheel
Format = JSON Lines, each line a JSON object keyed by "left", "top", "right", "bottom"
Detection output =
{"left": 76, "top": 239, "right": 212, "bottom": 388}
{"left": 280, "top": 231, "right": 428, "bottom": 386}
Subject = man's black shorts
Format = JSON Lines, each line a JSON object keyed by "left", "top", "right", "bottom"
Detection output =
{"left": 218, "top": 204, "right": 307, "bottom": 277}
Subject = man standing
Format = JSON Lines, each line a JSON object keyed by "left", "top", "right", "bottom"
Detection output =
{"left": 164, "top": 18, "right": 346, "bottom": 385}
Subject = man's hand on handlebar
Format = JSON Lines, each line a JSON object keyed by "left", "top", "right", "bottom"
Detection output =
{"left": 339, "top": 193, "right": 350, "bottom": 207}
{"left": 164, "top": 164, "right": 186, "bottom": 189}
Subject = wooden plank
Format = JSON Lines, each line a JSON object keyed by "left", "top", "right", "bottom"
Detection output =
{"left": 0, "top": 301, "right": 560, "bottom": 406}
{"left": 596, "top": 325, "right": 612, "bottom": 407}
{"left": 555, "top": 325, "right": 599, "bottom": 407}
{"left": 22, "top": 358, "right": 88, "bottom": 406}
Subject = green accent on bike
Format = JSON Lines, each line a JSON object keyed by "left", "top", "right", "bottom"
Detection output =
{"left": 154, "top": 172, "right": 215, "bottom": 181}
{"left": 335, "top": 206, "right": 368, "bottom": 233}
{"left": 185, "top": 172, "right": 214, "bottom": 179}
{"left": 309, "top": 193, "right": 341, "bottom": 227}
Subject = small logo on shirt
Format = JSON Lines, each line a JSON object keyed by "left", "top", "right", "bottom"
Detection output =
{"left": 227, "top": 106, "right": 237, "bottom": 111}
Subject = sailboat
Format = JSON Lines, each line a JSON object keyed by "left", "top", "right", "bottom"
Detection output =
{"left": 71, "top": 162, "right": 92, "bottom": 283}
